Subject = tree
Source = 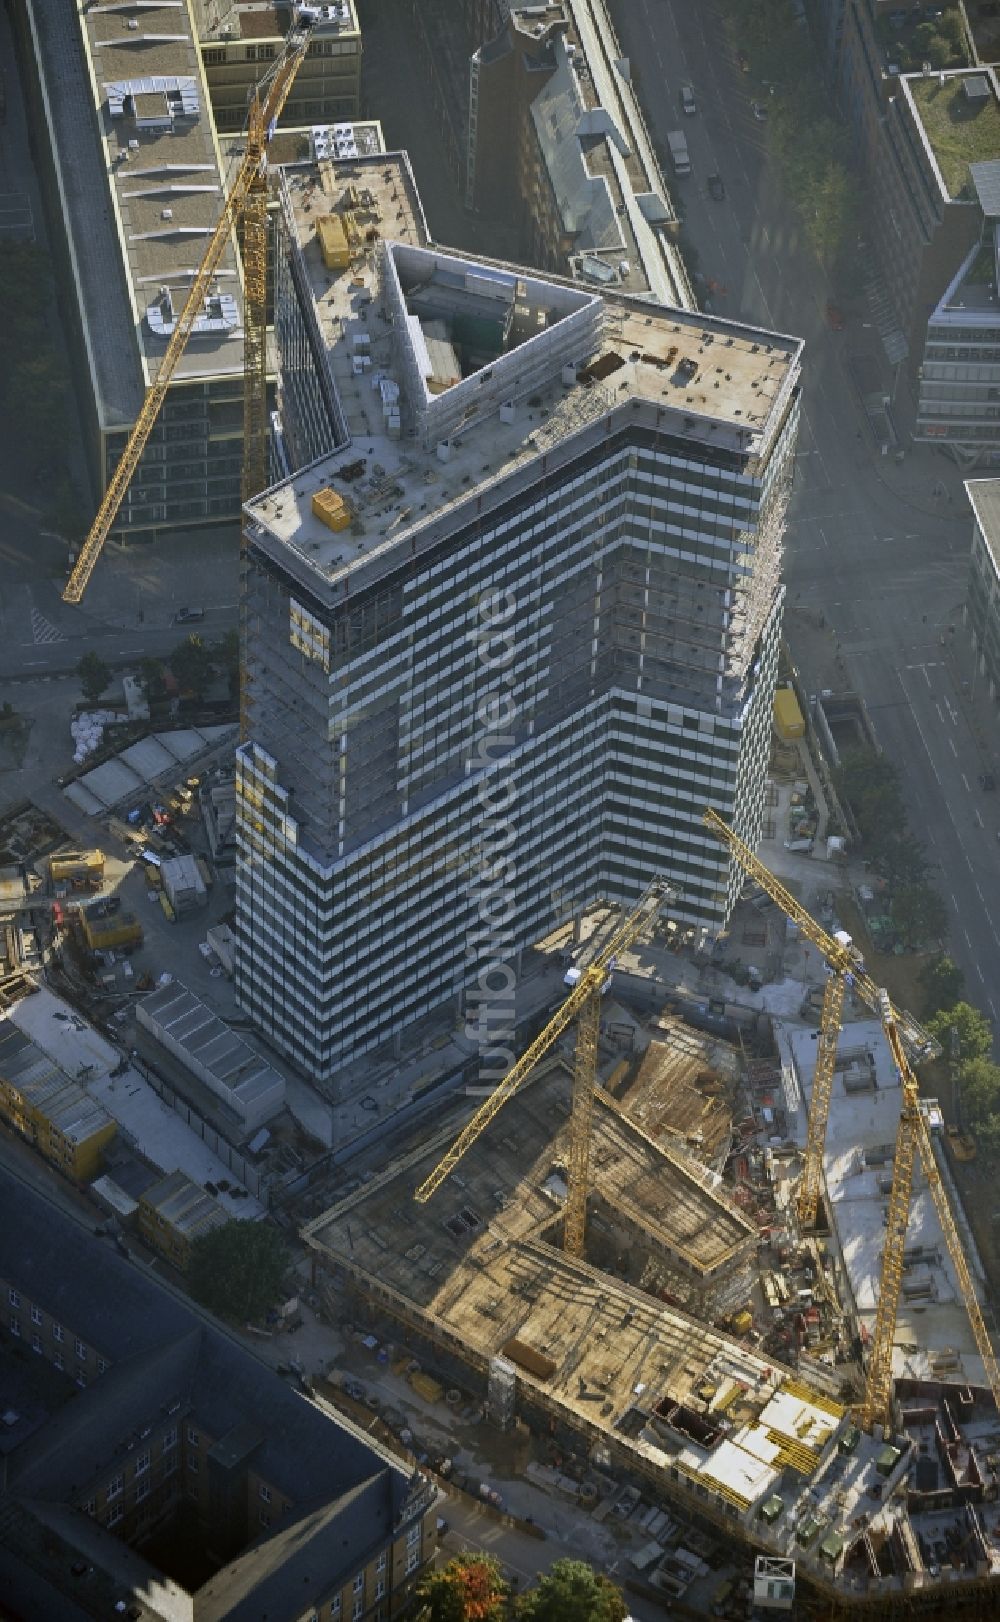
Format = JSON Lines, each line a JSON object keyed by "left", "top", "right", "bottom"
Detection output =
{"left": 77, "top": 650, "right": 111, "bottom": 705}
{"left": 927, "top": 1001, "right": 994, "bottom": 1065}
{"left": 170, "top": 633, "right": 213, "bottom": 699}
{"left": 517, "top": 1561, "right": 627, "bottom": 1622}
{"left": 890, "top": 883, "right": 946, "bottom": 949}
{"left": 415, "top": 1555, "right": 508, "bottom": 1622}
{"left": 140, "top": 657, "right": 167, "bottom": 703}
{"left": 188, "top": 1220, "right": 287, "bottom": 1323}
{"left": 918, "top": 953, "right": 965, "bottom": 1017}
{"left": 958, "top": 1058, "right": 1000, "bottom": 1130}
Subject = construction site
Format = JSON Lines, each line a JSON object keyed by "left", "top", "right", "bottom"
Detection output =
{"left": 296, "top": 824, "right": 1000, "bottom": 1618}
{"left": 5, "top": 14, "right": 997, "bottom": 1620}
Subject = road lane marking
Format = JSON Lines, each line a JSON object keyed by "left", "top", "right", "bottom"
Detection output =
{"left": 975, "top": 811, "right": 984, "bottom": 829}
{"left": 949, "top": 737, "right": 958, "bottom": 756}
{"left": 935, "top": 702, "right": 945, "bottom": 722}
{"left": 962, "top": 772, "right": 971, "bottom": 790}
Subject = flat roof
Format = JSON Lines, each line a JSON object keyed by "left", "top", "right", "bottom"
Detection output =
{"left": 967, "top": 478, "right": 1000, "bottom": 575}
{"left": 192, "top": 0, "right": 359, "bottom": 43}
{"left": 77, "top": 0, "right": 245, "bottom": 404}
{"left": 221, "top": 121, "right": 385, "bottom": 169}
{"left": 0, "top": 1021, "right": 114, "bottom": 1148}
{"left": 906, "top": 68, "right": 1000, "bottom": 202}
{"left": 247, "top": 192, "right": 801, "bottom": 592}
{"left": 6, "top": 985, "right": 266, "bottom": 1217}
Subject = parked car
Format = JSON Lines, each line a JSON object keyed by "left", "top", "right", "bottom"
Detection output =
{"left": 680, "top": 83, "right": 697, "bottom": 115}
{"left": 174, "top": 606, "right": 205, "bottom": 624}
{"left": 979, "top": 772, "right": 996, "bottom": 791}
{"left": 708, "top": 172, "right": 726, "bottom": 201}
{"left": 825, "top": 301, "right": 846, "bottom": 331}
{"left": 751, "top": 99, "right": 768, "bottom": 121}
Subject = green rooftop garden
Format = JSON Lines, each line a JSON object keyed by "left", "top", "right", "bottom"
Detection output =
{"left": 910, "top": 74, "right": 1000, "bottom": 200}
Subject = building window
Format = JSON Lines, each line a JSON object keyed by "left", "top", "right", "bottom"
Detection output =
{"left": 163, "top": 1427, "right": 177, "bottom": 1451}
{"left": 107, "top": 1476, "right": 124, "bottom": 1502}
{"left": 83, "top": 1498, "right": 95, "bottom": 1516}
{"left": 52, "top": 1323, "right": 64, "bottom": 1342}
{"left": 107, "top": 1504, "right": 124, "bottom": 1528}
{"left": 406, "top": 1525, "right": 420, "bottom": 1547}
{"left": 376, "top": 1553, "right": 386, "bottom": 1573}
{"left": 8, "top": 1289, "right": 19, "bottom": 1308}
{"left": 30, "top": 1306, "right": 41, "bottom": 1326}
{"left": 187, "top": 1427, "right": 199, "bottom": 1447}
{"left": 352, "top": 1605, "right": 362, "bottom": 1622}
{"left": 97, "top": 1358, "right": 107, "bottom": 1375}
{"left": 136, "top": 1477, "right": 150, "bottom": 1503}
{"left": 188, "top": 1456, "right": 199, "bottom": 1474}
{"left": 9, "top": 1316, "right": 20, "bottom": 1337}
{"left": 53, "top": 1352, "right": 64, "bottom": 1371}
{"left": 406, "top": 1548, "right": 420, "bottom": 1575}
{"left": 75, "top": 1339, "right": 87, "bottom": 1361}
{"left": 31, "top": 1333, "right": 42, "bottom": 1353}
{"left": 259, "top": 1509, "right": 270, "bottom": 1528}
{"left": 136, "top": 1451, "right": 150, "bottom": 1476}
{"left": 353, "top": 1574, "right": 364, "bottom": 1595}
{"left": 259, "top": 1484, "right": 271, "bottom": 1502}
{"left": 331, "top": 1600, "right": 341, "bottom": 1618}
{"left": 76, "top": 1372, "right": 86, "bottom": 1390}
{"left": 375, "top": 1579, "right": 385, "bottom": 1600}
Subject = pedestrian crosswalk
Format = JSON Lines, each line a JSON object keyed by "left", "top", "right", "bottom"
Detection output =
{"left": 31, "top": 608, "right": 65, "bottom": 645}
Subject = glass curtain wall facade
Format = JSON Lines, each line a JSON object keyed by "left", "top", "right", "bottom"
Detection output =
{"left": 236, "top": 412, "right": 796, "bottom": 1082}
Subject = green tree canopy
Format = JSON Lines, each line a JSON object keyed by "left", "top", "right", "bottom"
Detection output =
{"left": 927, "top": 1002, "right": 994, "bottom": 1065}
{"left": 958, "top": 1058, "right": 1000, "bottom": 1131}
{"left": 890, "top": 883, "right": 946, "bottom": 949}
{"left": 415, "top": 1554, "right": 508, "bottom": 1622}
{"left": 139, "top": 657, "right": 167, "bottom": 703}
{"left": 517, "top": 1561, "right": 627, "bottom": 1622}
{"left": 170, "top": 633, "right": 213, "bottom": 699}
{"left": 77, "top": 650, "right": 112, "bottom": 705}
{"left": 188, "top": 1220, "right": 287, "bottom": 1323}
{"left": 918, "top": 954, "right": 965, "bottom": 1017}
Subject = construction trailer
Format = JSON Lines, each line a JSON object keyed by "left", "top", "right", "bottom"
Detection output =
{"left": 49, "top": 849, "right": 105, "bottom": 886}
{"left": 79, "top": 911, "right": 142, "bottom": 954}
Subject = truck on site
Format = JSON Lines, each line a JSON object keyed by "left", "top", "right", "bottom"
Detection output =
{"left": 50, "top": 849, "right": 105, "bottom": 886}
{"left": 666, "top": 129, "right": 691, "bottom": 175}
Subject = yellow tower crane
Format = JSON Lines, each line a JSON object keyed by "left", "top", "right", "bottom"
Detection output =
{"left": 702, "top": 808, "right": 939, "bottom": 1230}
{"left": 61, "top": 24, "right": 315, "bottom": 607}
{"left": 414, "top": 877, "right": 672, "bottom": 1258}
{"left": 863, "top": 991, "right": 1000, "bottom": 1432}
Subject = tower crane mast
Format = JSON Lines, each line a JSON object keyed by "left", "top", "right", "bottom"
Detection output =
{"left": 61, "top": 25, "right": 314, "bottom": 606}
{"left": 414, "top": 877, "right": 672, "bottom": 1258}
{"left": 702, "top": 809, "right": 939, "bottom": 1228}
{"left": 863, "top": 993, "right": 1000, "bottom": 1433}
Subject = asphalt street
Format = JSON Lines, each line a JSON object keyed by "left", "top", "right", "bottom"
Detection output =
{"left": 609, "top": 0, "right": 997, "bottom": 1025}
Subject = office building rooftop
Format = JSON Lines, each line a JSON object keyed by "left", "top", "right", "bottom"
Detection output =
{"left": 906, "top": 68, "right": 1000, "bottom": 201}
{"left": 192, "top": 0, "right": 359, "bottom": 43}
{"left": 247, "top": 175, "right": 801, "bottom": 594}
{"left": 29, "top": 0, "right": 245, "bottom": 433}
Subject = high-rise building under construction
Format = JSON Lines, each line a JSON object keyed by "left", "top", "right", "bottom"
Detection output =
{"left": 235, "top": 152, "right": 802, "bottom": 1083}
